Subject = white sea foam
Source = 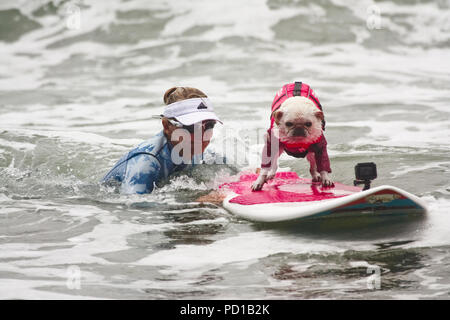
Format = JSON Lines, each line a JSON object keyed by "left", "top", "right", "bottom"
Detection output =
{"left": 390, "top": 162, "right": 449, "bottom": 179}
{"left": 404, "top": 196, "right": 450, "bottom": 249}
{"left": 160, "top": 0, "right": 313, "bottom": 41}
{"left": 349, "top": 120, "right": 450, "bottom": 149}
{"left": 134, "top": 230, "right": 374, "bottom": 271}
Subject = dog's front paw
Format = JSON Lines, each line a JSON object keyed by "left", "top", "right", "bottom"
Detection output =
{"left": 251, "top": 175, "right": 267, "bottom": 191}
{"left": 251, "top": 181, "right": 265, "bottom": 191}
{"left": 322, "top": 178, "right": 334, "bottom": 187}
{"left": 320, "top": 171, "right": 334, "bottom": 187}
{"left": 311, "top": 171, "right": 321, "bottom": 183}
{"left": 266, "top": 171, "right": 277, "bottom": 181}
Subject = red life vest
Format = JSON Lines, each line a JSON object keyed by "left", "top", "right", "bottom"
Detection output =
{"left": 270, "top": 81, "right": 325, "bottom": 130}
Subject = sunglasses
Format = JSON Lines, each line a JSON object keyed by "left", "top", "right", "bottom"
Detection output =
{"left": 168, "top": 119, "right": 216, "bottom": 133}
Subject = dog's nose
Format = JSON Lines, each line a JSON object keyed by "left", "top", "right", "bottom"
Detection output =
{"left": 293, "top": 127, "right": 306, "bottom": 137}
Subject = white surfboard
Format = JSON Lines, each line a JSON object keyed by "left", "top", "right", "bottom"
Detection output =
{"left": 220, "top": 172, "right": 427, "bottom": 223}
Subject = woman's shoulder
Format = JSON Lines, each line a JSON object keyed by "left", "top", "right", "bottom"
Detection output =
{"left": 135, "top": 131, "right": 168, "bottom": 155}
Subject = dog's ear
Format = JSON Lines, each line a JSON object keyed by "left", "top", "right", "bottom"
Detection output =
{"left": 315, "top": 111, "right": 324, "bottom": 122}
{"left": 272, "top": 110, "right": 283, "bottom": 125}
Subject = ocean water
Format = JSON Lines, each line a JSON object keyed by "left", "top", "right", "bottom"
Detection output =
{"left": 0, "top": 0, "right": 450, "bottom": 299}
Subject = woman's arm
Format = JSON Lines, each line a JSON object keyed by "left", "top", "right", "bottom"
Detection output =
{"left": 121, "top": 154, "right": 161, "bottom": 194}
{"left": 196, "top": 190, "right": 227, "bottom": 205}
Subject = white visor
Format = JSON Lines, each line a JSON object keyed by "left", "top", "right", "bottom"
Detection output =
{"left": 159, "top": 98, "right": 222, "bottom": 126}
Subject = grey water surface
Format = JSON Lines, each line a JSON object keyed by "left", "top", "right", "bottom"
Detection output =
{"left": 0, "top": 0, "right": 449, "bottom": 299}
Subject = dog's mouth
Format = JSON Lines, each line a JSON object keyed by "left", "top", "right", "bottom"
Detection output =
{"left": 278, "top": 125, "right": 323, "bottom": 145}
{"left": 280, "top": 133, "right": 308, "bottom": 144}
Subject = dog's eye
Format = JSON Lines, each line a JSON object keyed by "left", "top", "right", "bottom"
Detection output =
{"left": 305, "top": 121, "right": 312, "bottom": 127}
{"left": 286, "top": 122, "right": 293, "bottom": 127}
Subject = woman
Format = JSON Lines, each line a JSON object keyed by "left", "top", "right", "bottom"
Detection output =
{"left": 102, "top": 87, "right": 222, "bottom": 194}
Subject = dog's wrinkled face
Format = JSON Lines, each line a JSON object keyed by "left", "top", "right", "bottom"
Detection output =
{"left": 273, "top": 96, "right": 323, "bottom": 144}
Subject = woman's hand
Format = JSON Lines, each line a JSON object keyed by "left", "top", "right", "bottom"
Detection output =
{"left": 196, "top": 191, "right": 227, "bottom": 205}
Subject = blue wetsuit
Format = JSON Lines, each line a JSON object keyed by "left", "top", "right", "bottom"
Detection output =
{"left": 101, "top": 131, "right": 222, "bottom": 194}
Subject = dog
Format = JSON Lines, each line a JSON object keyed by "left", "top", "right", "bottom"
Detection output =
{"left": 251, "top": 82, "right": 333, "bottom": 191}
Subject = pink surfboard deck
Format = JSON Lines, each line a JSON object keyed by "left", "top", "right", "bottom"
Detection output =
{"left": 220, "top": 172, "right": 428, "bottom": 222}
{"left": 220, "top": 172, "right": 361, "bottom": 205}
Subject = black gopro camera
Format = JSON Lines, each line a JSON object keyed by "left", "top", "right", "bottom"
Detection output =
{"left": 354, "top": 162, "right": 377, "bottom": 190}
